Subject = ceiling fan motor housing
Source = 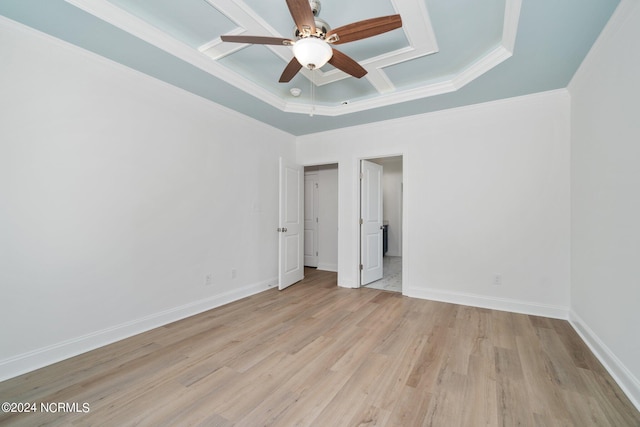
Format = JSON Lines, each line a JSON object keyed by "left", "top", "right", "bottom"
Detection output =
{"left": 294, "top": 18, "right": 331, "bottom": 39}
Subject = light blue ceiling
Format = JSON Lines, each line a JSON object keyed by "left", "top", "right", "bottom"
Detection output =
{"left": 0, "top": 0, "right": 619, "bottom": 136}
{"left": 107, "top": 0, "right": 232, "bottom": 47}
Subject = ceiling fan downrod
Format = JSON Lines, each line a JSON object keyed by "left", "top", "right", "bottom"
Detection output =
{"left": 309, "top": 0, "right": 321, "bottom": 17}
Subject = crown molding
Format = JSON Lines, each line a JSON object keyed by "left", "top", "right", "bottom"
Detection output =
{"left": 66, "top": 0, "right": 288, "bottom": 110}
{"left": 66, "top": 0, "right": 521, "bottom": 117}
{"left": 503, "top": 0, "right": 523, "bottom": 52}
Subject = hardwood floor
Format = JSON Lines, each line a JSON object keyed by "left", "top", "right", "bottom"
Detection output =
{"left": 1, "top": 268, "right": 638, "bottom": 426}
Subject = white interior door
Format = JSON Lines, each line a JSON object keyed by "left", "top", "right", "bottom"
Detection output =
{"left": 304, "top": 172, "right": 319, "bottom": 267}
{"left": 279, "top": 158, "right": 304, "bottom": 290}
{"left": 360, "top": 159, "right": 384, "bottom": 286}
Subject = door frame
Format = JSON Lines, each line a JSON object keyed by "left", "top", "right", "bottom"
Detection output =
{"left": 301, "top": 162, "right": 341, "bottom": 273}
{"left": 357, "top": 155, "right": 405, "bottom": 291}
{"left": 298, "top": 155, "right": 406, "bottom": 292}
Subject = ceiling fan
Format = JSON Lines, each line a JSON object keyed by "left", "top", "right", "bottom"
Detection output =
{"left": 220, "top": 0, "right": 402, "bottom": 83}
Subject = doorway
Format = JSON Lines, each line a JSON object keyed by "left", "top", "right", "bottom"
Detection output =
{"left": 360, "top": 156, "right": 403, "bottom": 292}
{"left": 304, "top": 164, "right": 339, "bottom": 272}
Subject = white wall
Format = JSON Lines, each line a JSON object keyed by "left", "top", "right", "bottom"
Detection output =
{"left": 0, "top": 19, "right": 296, "bottom": 380}
{"left": 297, "top": 90, "right": 571, "bottom": 318}
{"left": 2, "top": 4, "right": 637, "bottom": 409}
{"left": 568, "top": 0, "right": 640, "bottom": 408}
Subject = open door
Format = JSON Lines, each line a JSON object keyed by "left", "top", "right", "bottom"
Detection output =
{"left": 279, "top": 157, "right": 304, "bottom": 290}
{"left": 360, "top": 159, "right": 384, "bottom": 286}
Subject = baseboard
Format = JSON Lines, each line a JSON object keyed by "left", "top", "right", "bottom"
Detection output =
{"left": 0, "top": 278, "right": 276, "bottom": 382}
{"left": 316, "top": 263, "right": 338, "bottom": 272}
{"left": 404, "top": 286, "right": 569, "bottom": 319}
{"left": 569, "top": 310, "right": 640, "bottom": 411}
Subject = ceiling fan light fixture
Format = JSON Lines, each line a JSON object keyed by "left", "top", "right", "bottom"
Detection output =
{"left": 292, "top": 37, "right": 332, "bottom": 70}
{"left": 219, "top": 0, "right": 402, "bottom": 82}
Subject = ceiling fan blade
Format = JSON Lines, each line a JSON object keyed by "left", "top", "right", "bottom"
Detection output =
{"left": 286, "top": 0, "right": 316, "bottom": 35}
{"left": 326, "top": 14, "right": 402, "bottom": 45}
{"left": 328, "top": 49, "right": 367, "bottom": 79}
{"left": 220, "top": 35, "right": 293, "bottom": 46}
{"left": 279, "top": 57, "right": 303, "bottom": 83}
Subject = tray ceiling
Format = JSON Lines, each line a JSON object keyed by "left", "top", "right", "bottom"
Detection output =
{"left": 0, "top": 0, "right": 620, "bottom": 135}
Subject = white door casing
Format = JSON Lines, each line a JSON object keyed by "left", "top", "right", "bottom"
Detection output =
{"left": 304, "top": 172, "right": 319, "bottom": 267}
{"left": 360, "top": 160, "right": 384, "bottom": 286}
{"left": 279, "top": 158, "right": 304, "bottom": 290}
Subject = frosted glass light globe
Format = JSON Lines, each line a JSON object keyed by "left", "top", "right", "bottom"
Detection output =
{"left": 293, "top": 37, "right": 333, "bottom": 70}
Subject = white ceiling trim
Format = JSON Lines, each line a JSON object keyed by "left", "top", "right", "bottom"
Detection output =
{"left": 199, "top": 0, "right": 293, "bottom": 64}
{"left": 197, "top": 0, "right": 439, "bottom": 91}
{"left": 66, "top": 0, "right": 289, "bottom": 110}
{"left": 282, "top": 0, "right": 523, "bottom": 116}
{"left": 503, "top": 0, "right": 523, "bottom": 52}
{"left": 298, "top": 0, "right": 440, "bottom": 89}
{"left": 66, "top": 0, "right": 522, "bottom": 117}
{"left": 452, "top": 45, "right": 512, "bottom": 90}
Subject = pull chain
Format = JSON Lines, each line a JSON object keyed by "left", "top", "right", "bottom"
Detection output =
{"left": 309, "top": 70, "right": 315, "bottom": 117}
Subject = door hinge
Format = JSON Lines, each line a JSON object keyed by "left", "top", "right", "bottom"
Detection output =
{"left": 316, "top": 251, "right": 318, "bottom": 256}
{"left": 316, "top": 217, "right": 318, "bottom": 223}
{"left": 360, "top": 218, "right": 363, "bottom": 225}
{"left": 315, "top": 182, "right": 319, "bottom": 188}
{"left": 360, "top": 264, "right": 363, "bottom": 271}
{"left": 360, "top": 172, "right": 363, "bottom": 180}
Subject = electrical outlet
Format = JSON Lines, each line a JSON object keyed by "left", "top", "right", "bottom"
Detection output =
{"left": 205, "top": 274, "right": 213, "bottom": 286}
{"left": 494, "top": 274, "right": 502, "bottom": 286}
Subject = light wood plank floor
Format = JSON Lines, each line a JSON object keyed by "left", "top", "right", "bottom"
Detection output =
{"left": 1, "top": 268, "right": 639, "bottom": 426}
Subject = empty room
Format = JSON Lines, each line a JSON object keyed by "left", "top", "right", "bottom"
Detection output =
{"left": 1, "top": 0, "right": 639, "bottom": 425}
